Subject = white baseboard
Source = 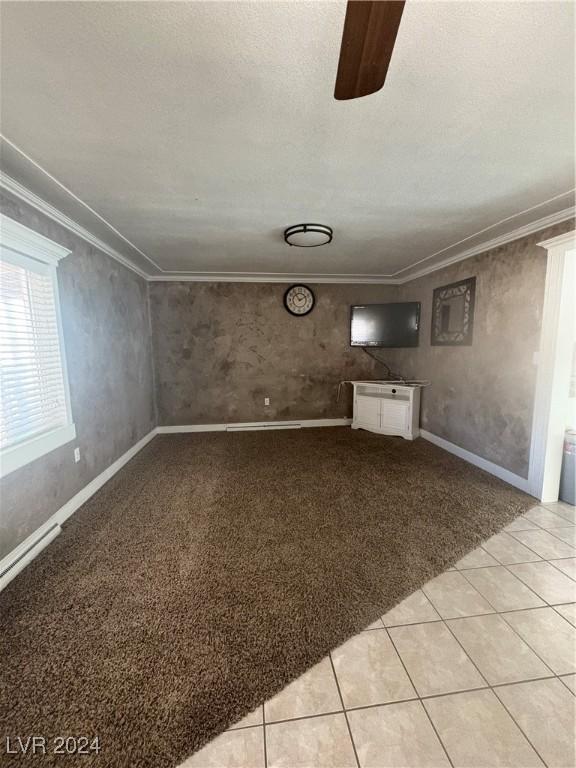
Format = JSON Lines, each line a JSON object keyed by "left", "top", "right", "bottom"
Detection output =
{"left": 55, "top": 429, "right": 156, "bottom": 525}
{"left": 0, "top": 520, "right": 61, "bottom": 593}
{"left": 0, "top": 428, "right": 156, "bottom": 592}
{"left": 420, "top": 429, "right": 531, "bottom": 493}
{"left": 156, "top": 418, "right": 352, "bottom": 433}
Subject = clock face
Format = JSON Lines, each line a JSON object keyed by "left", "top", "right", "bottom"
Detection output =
{"left": 284, "top": 285, "right": 315, "bottom": 316}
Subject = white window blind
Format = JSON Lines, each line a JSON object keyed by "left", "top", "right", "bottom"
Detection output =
{"left": 0, "top": 215, "right": 74, "bottom": 478}
{"left": 0, "top": 256, "right": 69, "bottom": 451}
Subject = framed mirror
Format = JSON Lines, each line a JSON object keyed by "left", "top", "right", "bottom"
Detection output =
{"left": 431, "top": 277, "right": 476, "bottom": 346}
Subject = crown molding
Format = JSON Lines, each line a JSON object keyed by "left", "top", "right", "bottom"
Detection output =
{"left": 0, "top": 172, "right": 150, "bottom": 279}
{"left": 394, "top": 206, "right": 575, "bottom": 284}
{"left": 1, "top": 171, "right": 573, "bottom": 285}
{"left": 149, "top": 272, "right": 397, "bottom": 284}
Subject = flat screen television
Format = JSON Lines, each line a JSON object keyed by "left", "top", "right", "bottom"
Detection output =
{"left": 350, "top": 302, "right": 421, "bottom": 347}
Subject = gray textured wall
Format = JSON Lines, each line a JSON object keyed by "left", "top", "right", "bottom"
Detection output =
{"left": 150, "top": 221, "right": 574, "bottom": 477}
{"left": 149, "top": 283, "right": 397, "bottom": 425}
{"left": 384, "top": 220, "right": 575, "bottom": 479}
{"left": 0, "top": 192, "right": 156, "bottom": 558}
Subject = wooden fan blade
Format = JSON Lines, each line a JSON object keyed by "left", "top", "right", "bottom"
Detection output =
{"left": 334, "top": 0, "right": 405, "bottom": 100}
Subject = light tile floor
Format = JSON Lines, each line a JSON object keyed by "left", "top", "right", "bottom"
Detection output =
{"left": 181, "top": 501, "right": 576, "bottom": 768}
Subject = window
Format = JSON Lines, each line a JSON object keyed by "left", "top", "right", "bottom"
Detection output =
{"left": 0, "top": 214, "right": 75, "bottom": 477}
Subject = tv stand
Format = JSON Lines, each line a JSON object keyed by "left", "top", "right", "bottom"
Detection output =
{"left": 350, "top": 381, "right": 422, "bottom": 440}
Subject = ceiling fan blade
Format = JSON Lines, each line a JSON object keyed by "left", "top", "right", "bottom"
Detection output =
{"left": 334, "top": 0, "right": 405, "bottom": 101}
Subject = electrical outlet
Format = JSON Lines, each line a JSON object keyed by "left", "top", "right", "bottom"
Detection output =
{"left": 264, "top": 397, "right": 270, "bottom": 406}
{"left": 74, "top": 447, "right": 81, "bottom": 463}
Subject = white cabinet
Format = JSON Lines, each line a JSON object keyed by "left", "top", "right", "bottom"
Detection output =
{"left": 351, "top": 382, "right": 421, "bottom": 440}
{"left": 355, "top": 395, "right": 382, "bottom": 430}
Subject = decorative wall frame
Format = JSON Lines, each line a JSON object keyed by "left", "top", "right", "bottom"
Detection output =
{"left": 431, "top": 277, "right": 476, "bottom": 346}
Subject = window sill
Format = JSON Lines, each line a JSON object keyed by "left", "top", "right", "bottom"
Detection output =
{"left": 0, "top": 423, "right": 77, "bottom": 479}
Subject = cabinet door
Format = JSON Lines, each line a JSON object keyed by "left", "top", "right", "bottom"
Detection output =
{"left": 355, "top": 396, "right": 381, "bottom": 429}
{"left": 380, "top": 401, "right": 409, "bottom": 433}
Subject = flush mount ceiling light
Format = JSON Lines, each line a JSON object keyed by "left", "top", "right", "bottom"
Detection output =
{"left": 284, "top": 224, "right": 333, "bottom": 247}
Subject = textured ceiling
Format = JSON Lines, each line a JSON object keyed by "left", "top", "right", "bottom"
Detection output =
{"left": 0, "top": 1, "right": 574, "bottom": 278}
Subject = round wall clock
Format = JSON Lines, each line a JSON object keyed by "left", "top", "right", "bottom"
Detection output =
{"left": 284, "top": 284, "right": 315, "bottom": 316}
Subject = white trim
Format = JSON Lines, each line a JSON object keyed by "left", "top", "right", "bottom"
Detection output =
{"left": 538, "top": 231, "right": 576, "bottom": 250}
{"left": 393, "top": 191, "right": 575, "bottom": 278}
{"left": 0, "top": 213, "right": 71, "bottom": 265}
{"left": 0, "top": 424, "right": 77, "bottom": 479}
{"left": 149, "top": 273, "right": 397, "bottom": 284}
{"left": 156, "top": 418, "right": 352, "bottom": 433}
{"left": 0, "top": 172, "right": 150, "bottom": 279}
{"left": 52, "top": 258, "right": 76, "bottom": 453}
{"left": 0, "top": 520, "right": 61, "bottom": 593}
{"left": 0, "top": 428, "right": 156, "bottom": 591}
{"left": 394, "top": 207, "right": 575, "bottom": 283}
{"left": 1, "top": 223, "right": 77, "bottom": 475}
{"left": 0, "top": 168, "right": 572, "bottom": 285}
{"left": 55, "top": 429, "right": 156, "bottom": 524}
{"left": 420, "top": 429, "right": 530, "bottom": 493}
{"left": 528, "top": 232, "right": 576, "bottom": 501}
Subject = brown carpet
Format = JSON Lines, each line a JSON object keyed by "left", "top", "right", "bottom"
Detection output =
{"left": 0, "top": 428, "right": 535, "bottom": 767}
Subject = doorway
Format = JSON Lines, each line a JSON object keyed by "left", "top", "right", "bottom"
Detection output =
{"left": 529, "top": 231, "right": 576, "bottom": 501}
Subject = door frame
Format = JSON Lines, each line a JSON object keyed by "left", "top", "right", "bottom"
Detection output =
{"left": 528, "top": 230, "right": 575, "bottom": 501}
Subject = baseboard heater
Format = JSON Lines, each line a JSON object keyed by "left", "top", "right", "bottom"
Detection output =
{"left": 0, "top": 522, "right": 61, "bottom": 592}
{"left": 226, "top": 422, "right": 302, "bottom": 431}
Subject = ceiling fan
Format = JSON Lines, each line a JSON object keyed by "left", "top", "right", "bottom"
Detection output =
{"left": 334, "top": 0, "right": 406, "bottom": 100}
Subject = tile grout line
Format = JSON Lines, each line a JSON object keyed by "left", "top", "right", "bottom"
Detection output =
{"left": 552, "top": 604, "right": 576, "bottom": 626}
{"left": 328, "top": 652, "right": 361, "bottom": 768}
{"left": 545, "top": 527, "right": 576, "bottom": 547}
{"left": 540, "top": 502, "right": 575, "bottom": 524}
{"left": 518, "top": 511, "right": 575, "bottom": 533}
{"left": 508, "top": 539, "right": 576, "bottom": 563}
{"left": 491, "top": 686, "right": 551, "bottom": 767}
{"left": 559, "top": 674, "right": 576, "bottom": 694}
{"left": 502, "top": 560, "right": 576, "bottom": 613}
{"left": 264, "top": 708, "right": 346, "bottom": 728}
{"left": 549, "top": 559, "right": 576, "bottom": 582}
{"left": 381, "top": 599, "right": 576, "bottom": 630}
{"left": 460, "top": 554, "right": 575, "bottom": 613}
{"left": 435, "top": 613, "right": 494, "bottom": 689}
{"left": 419, "top": 675, "right": 560, "bottom": 699}
{"left": 462, "top": 553, "right": 575, "bottom": 571}
{"left": 455, "top": 558, "right": 539, "bottom": 570}
{"left": 384, "top": 626, "right": 455, "bottom": 768}
{"left": 484, "top": 538, "right": 545, "bottom": 565}
{"left": 262, "top": 704, "right": 268, "bottom": 768}
{"left": 458, "top": 563, "right": 547, "bottom": 612}
{"left": 505, "top": 529, "right": 575, "bottom": 562}
{"left": 499, "top": 607, "right": 575, "bottom": 680}
{"left": 501, "top": 561, "right": 576, "bottom": 605}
